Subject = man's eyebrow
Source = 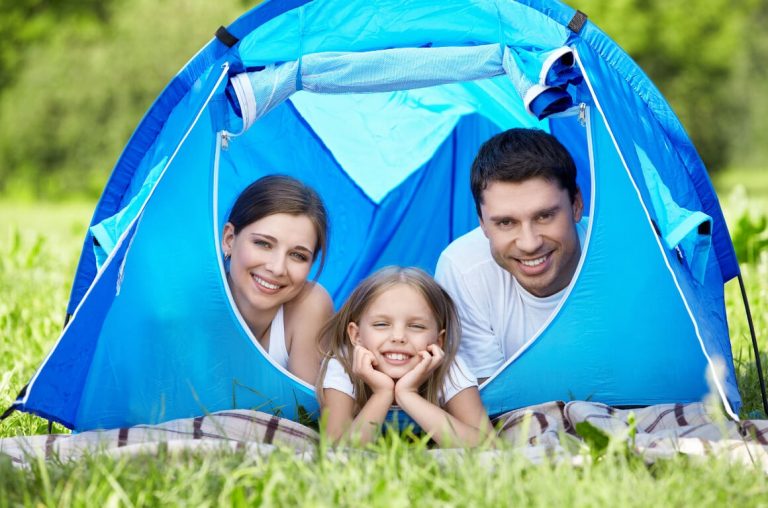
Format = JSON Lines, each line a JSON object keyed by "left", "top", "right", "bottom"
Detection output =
{"left": 487, "top": 204, "right": 562, "bottom": 222}
{"left": 487, "top": 214, "right": 516, "bottom": 222}
{"left": 536, "top": 205, "right": 562, "bottom": 216}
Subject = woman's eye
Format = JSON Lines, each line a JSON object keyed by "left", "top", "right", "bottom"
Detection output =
{"left": 254, "top": 240, "right": 271, "bottom": 248}
{"left": 290, "top": 252, "right": 309, "bottom": 262}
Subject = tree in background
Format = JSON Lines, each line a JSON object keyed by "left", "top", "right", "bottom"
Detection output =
{"left": 567, "top": 0, "right": 760, "bottom": 171}
{"left": 0, "top": 0, "right": 251, "bottom": 197}
{"left": 0, "top": 0, "right": 115, "bottom": 90}
{"left": 0, "top": 0, "right": 763, "bottom": 198}
{"left": 726, "top": 1, "right": 768, "bottom": 169}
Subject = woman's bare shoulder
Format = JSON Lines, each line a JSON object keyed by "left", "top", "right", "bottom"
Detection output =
{"left": 284, "top": 282, "right": 334, "bottom": 327}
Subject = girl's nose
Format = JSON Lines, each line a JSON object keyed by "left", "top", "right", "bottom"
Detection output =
{"left": 390, "top": 328, "right": 406, "bottom": 343}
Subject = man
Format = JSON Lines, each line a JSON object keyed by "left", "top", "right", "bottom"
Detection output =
{"left": 435, "top": 128, "right": 587, "bottom": 382}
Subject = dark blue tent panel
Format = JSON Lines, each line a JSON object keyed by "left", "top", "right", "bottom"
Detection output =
{"left": 13, "top": 0, "right": 740, "bottom": 430}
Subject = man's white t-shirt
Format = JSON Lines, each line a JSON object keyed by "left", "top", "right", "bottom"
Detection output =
{"left": 322, "top": 355, "right": 477, "bottom": 406}
{"left": 434, "top": 220, "right": 587, "bottom": 379}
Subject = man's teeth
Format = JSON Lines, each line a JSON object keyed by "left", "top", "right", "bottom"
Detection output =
{"left": 520, "top": 255, "right": 547, "bottom": 267}
{"left": 254, "top": 275, "right": 280, "bottom": 290}
{"left": 384, "top": 352, "right": 409, "bottom": 361}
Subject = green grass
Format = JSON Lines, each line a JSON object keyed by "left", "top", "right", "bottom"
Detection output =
{"left": 1, "top": 191, "right": 768, "bottom": 505}
{"left": 1, "top": 442, "right": 767, "bottom": 506}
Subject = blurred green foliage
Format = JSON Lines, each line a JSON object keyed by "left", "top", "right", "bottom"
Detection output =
{"left": 0, "top": 0, "right": 253, "bottom": 198}
{"left": 0, "top": 0, "right": 116, "bottom": 90}
{"left": 568, "top": 0, "right": 768, "bottom": 171}
{"left": 0, "top": 0, "right": 765, "bottom": 198}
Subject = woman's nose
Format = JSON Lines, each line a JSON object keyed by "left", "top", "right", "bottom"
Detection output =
{"left": 265, "top": 252, "right": 287, "bottom": 275}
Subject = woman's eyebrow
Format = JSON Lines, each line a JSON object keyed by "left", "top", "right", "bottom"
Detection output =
{"left": 249, "top": 233, "right": 314, "bottom": 254}
{"left": 293, "top": 245, "right": 314, "bottom": 255}
{"left": 249, "top": 232, "right": 277, "bottom": 242}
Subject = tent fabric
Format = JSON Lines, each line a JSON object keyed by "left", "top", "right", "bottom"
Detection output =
{"left": 11, "top": 0, "right": 742, "bottom": 431}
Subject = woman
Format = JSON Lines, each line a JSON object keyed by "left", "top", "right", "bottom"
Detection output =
{"left": 221, "top": 175, "right": 333, "bottom": 384}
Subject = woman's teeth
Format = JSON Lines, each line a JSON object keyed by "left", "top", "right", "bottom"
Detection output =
{"left": 253, "top": 275, "right": 280, "bottom": 290}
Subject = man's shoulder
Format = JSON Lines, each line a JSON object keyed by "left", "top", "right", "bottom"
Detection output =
{"left": 438, "top": 226, "right": 494, "bottom": 270}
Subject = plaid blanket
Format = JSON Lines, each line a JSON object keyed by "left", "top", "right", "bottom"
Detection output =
{"left": 0, "top": 410, "right": 318, "bottom": 467}
{"left": 2, "top": 402, "right": 767, "bottom": 470}
{"left": 493, "top": 401, "right": 768, "bottom": 470}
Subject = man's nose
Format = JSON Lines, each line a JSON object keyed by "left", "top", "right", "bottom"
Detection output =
{"left": 516, "top": 224, "right": 543, "bottom": 253}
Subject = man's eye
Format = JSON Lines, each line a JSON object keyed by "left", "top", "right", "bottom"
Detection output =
{"left": 497, "top": 219, "right": 514, "bottom": 228}
{"left": 537, "top": 213, "right": 554, "bottom": 222}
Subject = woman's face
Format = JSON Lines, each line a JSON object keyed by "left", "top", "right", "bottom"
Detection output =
{"left": 223, "top": 213, "right": 318, "bottom": 319}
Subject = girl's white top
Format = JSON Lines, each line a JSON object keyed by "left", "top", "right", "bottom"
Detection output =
{"left": 322, "top": 354, "right": 477, "bottom": 406}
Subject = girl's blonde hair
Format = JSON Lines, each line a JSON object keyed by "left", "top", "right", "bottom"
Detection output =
{"left": 317, "top": 266, "right": 461, "bottom": 413}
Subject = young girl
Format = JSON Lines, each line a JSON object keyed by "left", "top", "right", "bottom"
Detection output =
{"left": 222, "top": 175, "right": 334, "bottom": 384}
{"left": 318, "top": 266, "right": 492, "bottom": 447}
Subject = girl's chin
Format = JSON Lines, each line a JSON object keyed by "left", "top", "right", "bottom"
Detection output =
{"left": 376, "top": 366, "right": 415, "bottom": 381}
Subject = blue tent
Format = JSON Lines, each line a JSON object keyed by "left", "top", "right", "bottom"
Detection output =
{"left": 9, "top": 0, "right": 742, "bottom": 431}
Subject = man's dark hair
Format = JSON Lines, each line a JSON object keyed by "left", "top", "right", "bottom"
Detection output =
{"left": 470, "top": 128, "right": 579, "bottom": 216}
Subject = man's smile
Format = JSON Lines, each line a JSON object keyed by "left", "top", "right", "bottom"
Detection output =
{"left": 512, "top": 251, "right": 553, "bottom": 276}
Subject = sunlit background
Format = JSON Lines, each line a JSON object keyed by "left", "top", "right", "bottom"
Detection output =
{"left": 0, "top": 0, "right": 765, "bottom": 200}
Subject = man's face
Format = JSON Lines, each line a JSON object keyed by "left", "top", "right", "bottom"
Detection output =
{"left": 479, "top": 178, "right": 583, "bottom": 297}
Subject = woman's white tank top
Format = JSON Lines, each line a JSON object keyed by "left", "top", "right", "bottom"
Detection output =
{"left": 267, "top": 305, "right": 289, "bottom": 368}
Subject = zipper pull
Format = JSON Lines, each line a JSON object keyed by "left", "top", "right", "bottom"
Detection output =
{"left": 221, "top": 131, "right": 230, "bottom": 151}
{"left": 578, "top": 102, "right": 587, "bottom": 127}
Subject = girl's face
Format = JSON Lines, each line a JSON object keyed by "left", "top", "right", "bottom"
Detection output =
{"left": 347, "top": 283, "right": 444, "bottom": 380}
{"left": 223, "top": 213, "right": 317, "bottom": 320}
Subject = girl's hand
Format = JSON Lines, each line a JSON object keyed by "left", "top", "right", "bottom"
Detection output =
{"left": 394, "top": 343, "right": 444, "bottom": 401}
{"left": 352, "top": 344, "right": 395, "bottom": 395}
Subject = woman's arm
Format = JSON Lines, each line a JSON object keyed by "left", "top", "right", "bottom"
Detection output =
{"left": 286, "top": 283, "right": 334, "bottom": 384}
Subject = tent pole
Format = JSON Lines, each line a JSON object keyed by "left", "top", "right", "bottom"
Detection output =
{"left": 738, "top": 274, "right": 768, "bottom": 416}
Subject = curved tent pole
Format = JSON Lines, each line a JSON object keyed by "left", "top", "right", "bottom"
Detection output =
{"left": 739, "top": 274, "right": 768, "bottom": 416}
